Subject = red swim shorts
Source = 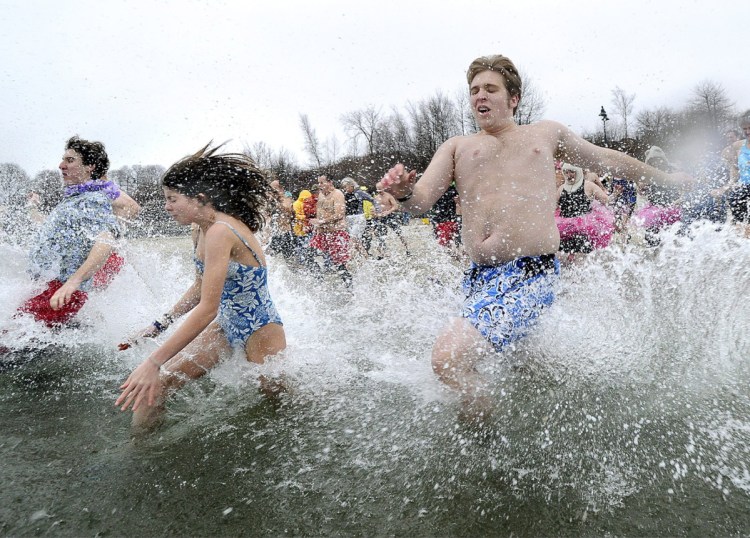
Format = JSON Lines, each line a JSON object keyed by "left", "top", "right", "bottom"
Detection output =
{"left": 92, "top": 252, "right": 124, "bottom": 289}
{"left": 18, "top": 280, "right": 88, "bottom": 328}
{"left": 17, "top": 253, "right": 124, "bottom": 328}
{"left": 310, "top": 230, "right": 351, "bottom": 265}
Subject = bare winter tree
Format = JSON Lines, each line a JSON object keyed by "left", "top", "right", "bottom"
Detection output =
{"left": 635, "top": 105, "right": 678, "bottom": 147}
{"left": 405, "top": 91, "right": 462, "bottom": 167}
{"left": 130, "top": 165, "right": 166, "bottom": 200}
{"left": 0, "top": 163, "right": 33, "bottom": 238}
{"left": 123, "top": 164, "right": 168, "bottom": 234}
{"left": 243, "top": 141, "right": 275, "bottom": 170}
{"left": 453, "top": 87, "right": 478, "bottom": 135}
{"left": 135, "top": 165, "right": 165, "bottom": 183}
{"left": 270, "top": 147, "right": 300, "bottom": 183}
{"left": 0, "top": 163, "right": 30, "bottom": 206}
{"left": 108, "top": 166, "right": 136, "bottom": 193}
{"left": 611, "top": 86, "right": 636, "bottom": 138}
{"left": 688, "top": 79, "right": 735, "bottom": 130}
{"left": 516, "top": 72, "right": 546, "bottom": 125}
{"left": 299, "top": 113, "right": 323, "bottom": 168}
{"left": 110, "top": 164, "right": 162, "bottom": 190}
{"left": 325, "top": 135, "right": 342, "bottom": 166}
{"left": 341, "top": 105, "right": 383, "bottom": 156}
{"left": 382, "top": 107, "right": 413, "bottom": 155}
{"left": 31, "top": 169, "right": 63, "bottom": 210}
{"left": 243, "top": 142, "right": 299, "bottom": 183}
{"left": 425, "top": 91, "right": 460, "bottom": 145}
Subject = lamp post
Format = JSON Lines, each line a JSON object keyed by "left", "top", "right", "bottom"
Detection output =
{"left": 599, "top": 106, "right": 610, "bottom": 145}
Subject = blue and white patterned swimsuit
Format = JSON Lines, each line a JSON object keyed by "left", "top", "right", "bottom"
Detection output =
{"left": 460, "top": 255, "right": 559, "bottom": 353}
{"left": 195, "top": 221, "right": 283, "bottom": 347}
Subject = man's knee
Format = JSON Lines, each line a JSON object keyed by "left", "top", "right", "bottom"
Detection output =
{"left": 431, "top": 318, "right": 488, "bottom": 376}
{"left": 431, "top": 346, "right": 452, "bottom": 378}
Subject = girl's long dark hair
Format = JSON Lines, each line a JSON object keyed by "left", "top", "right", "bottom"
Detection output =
{"left": 162, "top": 143, "right": 275, "bottom": 232}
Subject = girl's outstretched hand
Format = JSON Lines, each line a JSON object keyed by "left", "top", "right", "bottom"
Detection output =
{"left": 115, "top": 359, "right": 161, "bottom": 411}
{"left": 117, "top": 324, "right": 162, "bottom": 351}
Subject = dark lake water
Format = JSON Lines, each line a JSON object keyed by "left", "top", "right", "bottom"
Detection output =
{"left": 2, "top": 223, "right": 750, "bottom": 536}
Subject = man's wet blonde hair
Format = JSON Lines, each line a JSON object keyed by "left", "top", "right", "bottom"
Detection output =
{"left": 466, "top": 55, "right": 522, "bottom": 116}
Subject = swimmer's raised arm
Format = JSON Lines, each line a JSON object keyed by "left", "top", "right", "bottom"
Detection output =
{"left": 553, "top": 121, "right": 693, "bottom": 193}
{"left": 379, "top": 138, "right": 458, "bottom": 215}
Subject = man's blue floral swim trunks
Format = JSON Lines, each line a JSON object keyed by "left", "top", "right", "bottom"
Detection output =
{"left": 460, "top": 254, "right": 559, "bottom": 352}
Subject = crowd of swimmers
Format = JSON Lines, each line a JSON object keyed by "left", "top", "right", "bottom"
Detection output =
{"left": 265, "top": 174, "right": 459, "bottom": 285}
{"left": 2, "top": 53, "right": 749, "bottom": 432}
{"left": 552, "top": 120, "right": 750, "bottom": 263}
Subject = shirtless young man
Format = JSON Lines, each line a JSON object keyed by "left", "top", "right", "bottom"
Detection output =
{"left": 266, "top": 179, "right": 296, "bottom": 260}
{"left": 379, "top": 54, "right": 691, "bottom": 418}
{"left": 309, "top": 175, "right": 353, "bottom": 286}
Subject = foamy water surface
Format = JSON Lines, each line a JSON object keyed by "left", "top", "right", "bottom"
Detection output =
{"left": 1, "top": 221, "right": 750, "bottom": 536}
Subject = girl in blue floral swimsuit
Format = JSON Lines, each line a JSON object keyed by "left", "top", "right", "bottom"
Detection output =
{"left": 116, "top": 144, "right": 286, "bottom": 430}
{"left": 194, "top": 221, "right": 282, "bottom": 347}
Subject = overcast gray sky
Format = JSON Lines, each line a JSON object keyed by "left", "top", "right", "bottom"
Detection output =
{"left": 1, "top": 0, "right": 746, "bottom": 177}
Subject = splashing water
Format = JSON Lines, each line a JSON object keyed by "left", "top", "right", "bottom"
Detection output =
{"left": 1, "top": 221, "right": 750, "bottom": 535}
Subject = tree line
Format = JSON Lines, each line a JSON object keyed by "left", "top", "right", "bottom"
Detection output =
{"left": 248, "top": 71, "right": 548, "bottom": 194}
{"left": 254, "top": 76, "right": 743, "bottom": 192}
{"left": 0, "top": 162, "right": 180, "bottom": 237}
{"left": 585, "top": 79, "right": 740, "bottom": 165}
{"left": 0, "top": 76, "right": 744, "bottom": 236}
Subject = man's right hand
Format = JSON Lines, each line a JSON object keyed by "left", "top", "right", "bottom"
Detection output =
{"left": 378, "top": 164, "right": 417, "bottom": 199}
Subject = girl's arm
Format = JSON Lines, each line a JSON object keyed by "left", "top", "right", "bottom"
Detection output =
{"left": 118, "top": 275, "right": 203, "bottom": 350}
{"left": 166, "top": 278, "right": 202, "bottom": 319}
{"left": 145, "top": 225, "right": 231, "bottom": 366}
{"left": 116, "top": 225, "right": 234, "bottom": 411}
{"left": 119, "top": 228, "right": 204, "bottom": 349}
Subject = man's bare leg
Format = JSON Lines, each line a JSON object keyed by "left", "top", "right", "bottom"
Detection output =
{"left": 431, "top": 317, "right": 495, "bottom": 423}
